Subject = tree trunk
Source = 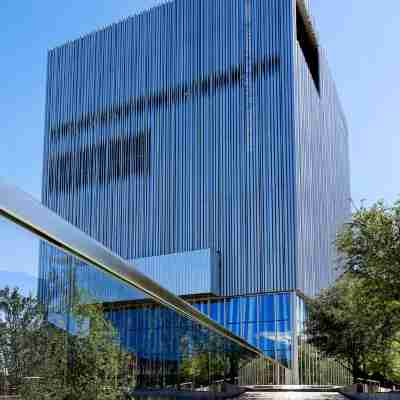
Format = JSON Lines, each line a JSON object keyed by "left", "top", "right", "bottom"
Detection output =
{"left": 352, "top": 358, "right": 361, "bottom": 384}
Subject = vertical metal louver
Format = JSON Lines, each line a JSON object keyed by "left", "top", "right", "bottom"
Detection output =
{"left": 41, "top": 0, "right": 349, "bottom": 299}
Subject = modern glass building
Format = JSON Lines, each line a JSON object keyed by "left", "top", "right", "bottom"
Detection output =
{"left": 1, "top": 178, "right": 280, "bottom": 393}
{"left": 39, "top": 0, "right": 351, "bottom": 386}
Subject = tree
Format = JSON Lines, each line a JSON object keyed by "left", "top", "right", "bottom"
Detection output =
{"left": 306, "top": 275, "right": 398, "bottom": 382}
{"left": 337, "top": 200, "right": 400, "bottom": 301}
{"left": 0, "top": 286, "right": 133, "bottom": 399}
{"left": 337, "top": 200, "right": 400, "bottom": 382}
{"left": 0, "top": 287, "right": 44, "bottom": 392}
{"left": 64, "top": 303, "right": 134, "bottom": 400}
{"left": 306, "top": 200, "right": 400, "bottom": 383}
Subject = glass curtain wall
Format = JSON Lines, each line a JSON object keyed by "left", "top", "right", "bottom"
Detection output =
{"left": 104, "top": 293, "right": 292, "bottom": 367}
{"left": 103, "top": 293, "right": 353, "bottom": 386}
{"left": 0, "top": 214, "right": 263, "bottom": 397}
{"left": 191, "top": 293, "right": 292, "bottom": 367}
{"left": 103, "top": 292, "right": 292, "bottom": 370}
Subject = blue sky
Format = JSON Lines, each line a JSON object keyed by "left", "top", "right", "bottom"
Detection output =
{"left": 1, "top": 1, "right": 399, "bottom": 205}
{"left": 0, "top": 1, "right": 399, "bottom": 279}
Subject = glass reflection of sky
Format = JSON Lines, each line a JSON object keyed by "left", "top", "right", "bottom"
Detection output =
{"left": 0, "top": 217, "right": 39, "bottom": 296}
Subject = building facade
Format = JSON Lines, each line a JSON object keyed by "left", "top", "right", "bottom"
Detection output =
{"left": 40, "top": 0, "right": 351, "bottom": 386}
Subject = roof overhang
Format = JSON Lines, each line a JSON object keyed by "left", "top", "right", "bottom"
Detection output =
{"left": 297, "top": 0, "right": 319, "bottom": 50}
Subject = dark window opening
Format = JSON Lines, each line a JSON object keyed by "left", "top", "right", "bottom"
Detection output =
{"left": 47, "top": 130, "right": 150, "bottom": 193}
{"left": 296, "top": 3, "right": 320, "bottom": 94}
{"left": 49, "top": 55, "right": 281, "bottom": 139}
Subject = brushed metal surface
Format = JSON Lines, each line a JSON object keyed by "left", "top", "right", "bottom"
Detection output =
{"left": 42, "top": 0, "right": 297, "bottom": 297}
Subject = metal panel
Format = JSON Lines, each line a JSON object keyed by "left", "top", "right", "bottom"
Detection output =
{"left": 42, "top": 0, "right": 297, "bottom": 297}
{"left": 293, "top": 1, "right": 351, "bottom": 297}
{"left": 41, "top": 0, "right": 350, "bottom": 299}
{"left": 131, "top": 248, "right": 220, "bottom": 296}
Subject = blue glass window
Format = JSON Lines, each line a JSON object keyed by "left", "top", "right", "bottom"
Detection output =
{"left": 259, "top": 294, "right": 274, "bottom": 322}
{"left": 199, "top": 301, "right": 209, "bottom": 315}
{"left": 243, "top": 322, "right": 258, "bottom": 347}
{"left": 104, "top": 292, "right": 297, "bottom": 370}
{"left": 259, "top": 321, "right": 276, "bottom": 351}
{"left": 277, "top": 319, "right": 291, "bottom": 336}
{"left": 276, "top": 293, "right": 290, "bottom": 321}
{"left": 227, "top": 297, "right": 240, "bottom": 323}
{"left": 243, "top": 296, "right": 257, "bottom": 323}
{"left": 227, "top": 322, "right": 241, "bottom": 337}
{"left": 210, "top": 300, "right": 225, "bottom": 325}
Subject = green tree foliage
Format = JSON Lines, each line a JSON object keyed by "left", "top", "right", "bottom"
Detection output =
{"left": 306, "top": 200, "right": 400, "bottom": 383}
{"left": 64, "top": 303, "right": 134, "bottom": 400}
{"left": 0, "top": 287, "right": 45, "bottom": 393}
{"left": 337, "top": 200, "right": 400, "bottom": 300}
{"left": 0, "top": 287, "right": 133, "bottom": 399}
{"left": 306, "top": 275, "right": 397, "bottom": 381}
{"left": 179, "top": 352, "right": 227, "bottom": 387}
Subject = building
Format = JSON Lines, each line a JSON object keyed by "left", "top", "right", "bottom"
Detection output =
{"left": 39, "top": 0, "right": 351, "bottom": 387}
{"left": 1, "top": 178, "right": 276, "bottom": 391}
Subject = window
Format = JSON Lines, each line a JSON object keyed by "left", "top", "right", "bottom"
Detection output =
{"left": 47, "top": 130, "right": 150, "bottom": 193}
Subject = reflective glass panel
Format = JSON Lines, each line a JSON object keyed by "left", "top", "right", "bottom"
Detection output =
{"left": 259, "top": 293, "right": 275, "bottom": 321}
{"left": 0, "top": 214, "right": 260, "bottom": 396}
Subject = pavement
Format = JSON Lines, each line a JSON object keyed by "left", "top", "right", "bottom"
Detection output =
{"left": 244, "top": 386, "right": 344, "bottom": 393}
{"left": 339, "top": 394, "right": 400, "bottom": 400}
{"left": 238, "top": 392, "right": 348, "bottom": 400}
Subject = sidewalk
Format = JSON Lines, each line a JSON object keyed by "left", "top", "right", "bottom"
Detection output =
{"left": 129, "top": 386, "right": 246, "bottom": 399}
{"left": 340, "top": 392, "right": 400, "bottom": 400}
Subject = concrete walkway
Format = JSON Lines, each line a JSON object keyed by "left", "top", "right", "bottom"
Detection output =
{"left": 340, "top": 393, "right": 400, "bottom": 400}
{"left": 238, "top": 392, "right": 347, "bottom": 400}
{"left": 244, "top": 386, "right": 344, "bottom": 393}
{"left": 129, "top": 387, "right": 245, "bottom": 399}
